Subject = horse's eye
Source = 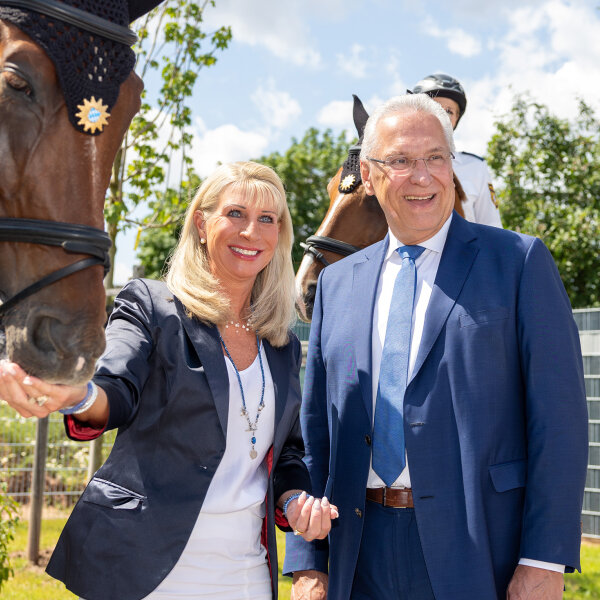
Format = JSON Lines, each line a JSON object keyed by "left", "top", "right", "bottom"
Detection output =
{"left": 2, "top": 70, "right": 33, "bottom": 97}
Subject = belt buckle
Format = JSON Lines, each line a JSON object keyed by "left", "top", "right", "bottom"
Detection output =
{"left": 382, "top": 487, "right": 388, "bottom": 507}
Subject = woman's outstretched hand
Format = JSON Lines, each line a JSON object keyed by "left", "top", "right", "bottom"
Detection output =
{"left": 284, "top": 491, "right": 339, "bottom": 542}
{"left": 0, "top": 360, "right": 87, "bottom": 418}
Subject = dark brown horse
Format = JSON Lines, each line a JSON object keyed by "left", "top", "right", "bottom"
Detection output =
{"left": 295, "top": 96, "right": 466, "bottom": 322}
{"left": 0, "top": 5, "right": 150, "bottom": 383}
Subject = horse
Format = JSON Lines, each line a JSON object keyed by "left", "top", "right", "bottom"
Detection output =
{"left": 0, "top": 4, "right": 148, "bottom": 384}
{"left": 295, "top": 95, "right": 466, "bottom": 322}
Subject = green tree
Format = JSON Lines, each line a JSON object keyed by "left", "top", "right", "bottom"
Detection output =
{"left": 136, "top": 172, "right": 201, "bottom": 279}
{"left": 105, "top": 0, "right": 231, "bottom": 288}
{"left": 258, "top": 128, "right": 351, "bottom": 265}
{"left": 487, "top": 96, "right": 600, "bottom": 307}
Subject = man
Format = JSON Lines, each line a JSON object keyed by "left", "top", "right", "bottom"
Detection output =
{"left": 412, "top": 73, "right": 502, "bottom": 228}
{"left": 284, "top": 93, "right": 588, "bottom": 599}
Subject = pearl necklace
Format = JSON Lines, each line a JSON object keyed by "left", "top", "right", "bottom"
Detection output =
{"left": 218, "top": 331, "right": 265, "bottom": 460}
{"left": 224, "top": 319, "right": 251, "bottom": 333}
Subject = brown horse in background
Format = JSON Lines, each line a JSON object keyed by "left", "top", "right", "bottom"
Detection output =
{"left": 0, "top": 20, "right": 143, "bottom": 384}
{"left": 295, "top": 96, "right": 466, "bottom": 322}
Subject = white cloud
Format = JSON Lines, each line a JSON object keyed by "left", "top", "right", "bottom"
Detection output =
{"left": 317, "top": 100, "right": 354, "bottom": 130}
{"left": 421, "top": 17, "right": 482, "bottom": 57}
{"left": 317, "top": 95, "right": 386, "bottom": 140}
{"left": 204, "top": 0, "right": 322, "bottom": 67}
{"left": 453, "top": 1, "right": 600, "bottom": 156}
{"left": 251, "top": 82, "right": 302, "bottom": 130}
{"left": 190, "top": 120, "right": 270, "bottom": 177}
{"left": 336, "top": 44, "right": 369, "bottom": 78}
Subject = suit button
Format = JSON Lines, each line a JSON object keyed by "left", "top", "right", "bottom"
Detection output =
{"left": 365, "top": 434, "right": 372, "bottom": 445}
{"left": 355, "top": 508, "right": 362, "bottom": 518}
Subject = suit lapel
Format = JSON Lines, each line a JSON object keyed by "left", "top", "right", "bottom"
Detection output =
{"left": 410, "top": 215, "right": 479, "bottom": 383}
{"left": 175, "top": 299, "right": 230, "bottom": 437}
{"left": 353, "top": 237, "right": 388, "bottom": 423}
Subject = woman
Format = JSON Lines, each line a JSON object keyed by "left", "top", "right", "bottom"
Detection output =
{"left": 0, "top": 161, "right": 336, "bottom": 600}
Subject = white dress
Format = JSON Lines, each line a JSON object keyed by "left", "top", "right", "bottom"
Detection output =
{"left": 82, "top": 345, "right": 276, "bottom": 600}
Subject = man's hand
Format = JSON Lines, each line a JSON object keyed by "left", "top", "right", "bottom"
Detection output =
{"left": 507, "top": 564, "right": 564, "bottom": 599}
{"left": 292, "top": 570, "right": 328, "bottom": 600}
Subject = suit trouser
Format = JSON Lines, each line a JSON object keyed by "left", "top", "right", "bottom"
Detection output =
{"left": 350, "top": 502, "right": 435, "bottom": 600}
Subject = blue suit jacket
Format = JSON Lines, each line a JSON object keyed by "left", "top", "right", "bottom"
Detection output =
{"left": 285, "top": 214, "right": 588, "bottom": 599}
{"left": 47, "top": 278, "right": 311, "bottom": 600}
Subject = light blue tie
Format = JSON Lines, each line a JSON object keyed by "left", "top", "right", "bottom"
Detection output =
{"left": 372, "top": 245, "right": 425, "bottom": 487}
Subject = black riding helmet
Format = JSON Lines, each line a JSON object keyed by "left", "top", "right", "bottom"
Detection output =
{"left": 411, "top": 73, "right": 467, "bottom": 124}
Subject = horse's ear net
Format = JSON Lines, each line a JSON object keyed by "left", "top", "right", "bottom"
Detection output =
{"left": 0, "top": 1, "right": 136, "bottom": 134}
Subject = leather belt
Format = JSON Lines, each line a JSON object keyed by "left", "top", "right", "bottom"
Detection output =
{"left": 366, "top": 487, "right": 414, "bottom": 508}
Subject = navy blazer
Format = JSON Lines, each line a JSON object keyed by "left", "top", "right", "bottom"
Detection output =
{"left": 47, "top": 278, "right": 311, "bottom": 600}
{"left": 284, "top": 214, "right": 588, "bottom": 599}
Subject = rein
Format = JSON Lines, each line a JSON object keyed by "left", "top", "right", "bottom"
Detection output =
{"left": 0, "top": 218, "right": 111, "bottom": 318}
{"left": 300, "top": 235, "right": 361, "bottom": 267}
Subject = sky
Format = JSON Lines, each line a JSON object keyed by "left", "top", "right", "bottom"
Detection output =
{"left": 114, "top": 0, "right": 600, "bottom": 283}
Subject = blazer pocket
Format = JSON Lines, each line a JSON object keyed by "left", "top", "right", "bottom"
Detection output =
{"left": 489, "top": 459, "right": 527, "bottom": 493}
{"left": 459, "top": 307, "right": 509, "bottom": 328}
{"left": 82, "top": 477, "right": 146, "bottom": 510}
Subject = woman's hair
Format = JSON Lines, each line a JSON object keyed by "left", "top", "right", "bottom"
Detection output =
{"left": 165, "top": 161, "right": 296, "bottom": 347}
{"left": 360, "top": 93, "right": 456, "bottom": 161}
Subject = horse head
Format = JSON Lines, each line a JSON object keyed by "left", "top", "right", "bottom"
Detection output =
{"left": 0, "top": 0, "right": 160, "bottom": 383}
{"left": 295, "top": 95, "right": 466, "bottom": 322}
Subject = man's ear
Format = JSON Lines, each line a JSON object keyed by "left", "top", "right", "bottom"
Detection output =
{"left": 360, "top": 161, "right": 376, "bottom": 196}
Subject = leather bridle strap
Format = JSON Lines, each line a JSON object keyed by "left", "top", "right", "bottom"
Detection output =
{"left": 0, "top": 217, "right": 111, "bottom": 318}
{"left": 300, "top": 235, "right": 362, "bottom": 267}
{"left": 0, "top": 256, "right": 102, "bottom": 317}
{"left": 1, "top": 0, "right": 138, "bottom": 45}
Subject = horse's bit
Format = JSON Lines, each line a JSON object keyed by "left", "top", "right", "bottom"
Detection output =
{"left": 0, "top": 218, "right": 111, "bottom": 318}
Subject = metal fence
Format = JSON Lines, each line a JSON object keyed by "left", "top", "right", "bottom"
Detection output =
{"left": 575, "top": 308, "right": 600, "bottom": 537}
{"left": 1, "top": 312, "right": 600, "bottom": 539}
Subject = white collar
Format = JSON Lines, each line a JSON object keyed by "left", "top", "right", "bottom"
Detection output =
{"left": 385, "top": 213, "right": 453, "bottom": 261}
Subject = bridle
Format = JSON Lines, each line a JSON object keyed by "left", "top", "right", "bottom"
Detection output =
{"left": 300, "top": 144, "right": 365, "bottom": 267}
{"left": 0, "top": 218, "right": 111, "bottom": 318}
{"left": 300, "top": 235, "right": 361, "bottom": 267}
{"left": 0, "top": 0, "right": 135, "bottom": 318}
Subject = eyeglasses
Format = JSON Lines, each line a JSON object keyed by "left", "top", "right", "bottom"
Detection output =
{"left": 366, "top": 152, "right": 455, "bottom": 174}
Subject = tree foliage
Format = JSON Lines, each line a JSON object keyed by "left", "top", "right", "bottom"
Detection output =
{"left": 258, "top": 128, "right": 351, "bottom": 265}
{"left": 487, "top": 96, "right": 600, "bottom": 308}
{"left": 105, "top": 0, "right": 231, "bottom": 287}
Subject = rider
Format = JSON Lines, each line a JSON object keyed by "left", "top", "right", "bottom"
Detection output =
{"left": 411, "top": 73, "right": 502, "bottom": 228}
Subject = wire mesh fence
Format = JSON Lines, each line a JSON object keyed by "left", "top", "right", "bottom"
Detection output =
{"left": 0, "top": 405, "right": 115, "bottom": 507}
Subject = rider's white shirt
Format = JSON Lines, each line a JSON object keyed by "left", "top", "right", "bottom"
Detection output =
{"left": 453, "top": 151, "right": 502, "bottom": 228}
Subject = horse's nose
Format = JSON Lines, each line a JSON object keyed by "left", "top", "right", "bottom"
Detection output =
{"left": 295, "top": 281, "right": 316, "bottom": 323}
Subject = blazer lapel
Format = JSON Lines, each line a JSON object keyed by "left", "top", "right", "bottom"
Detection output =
{"left": 410, "top": 215, "right": 479, "bottom": 383}
{"left": 175, "top": 299, "right": 230, "bottom": 438}
{"left": 353, "top": 237, "right": 388, "bottom": 423}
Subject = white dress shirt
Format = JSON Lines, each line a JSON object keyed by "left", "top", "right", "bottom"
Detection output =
{"left": 366, "top": 214, "right": 563, "bottom": 574}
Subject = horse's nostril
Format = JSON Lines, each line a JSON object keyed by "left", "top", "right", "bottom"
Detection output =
{"left": 31, "top": 315, "right": 61, "bottom": 353}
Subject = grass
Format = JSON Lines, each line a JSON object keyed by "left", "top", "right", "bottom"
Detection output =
{"left": 2, "top": 517, "right": 598, "bottom": 599}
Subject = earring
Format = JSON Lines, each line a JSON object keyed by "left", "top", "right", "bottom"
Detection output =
{"left": 200, "top": 238, "right": 206, "bottom": 244}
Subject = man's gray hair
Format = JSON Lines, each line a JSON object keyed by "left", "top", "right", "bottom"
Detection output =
{"left": 360, "top": 94, "right": 456, "bottom": 161}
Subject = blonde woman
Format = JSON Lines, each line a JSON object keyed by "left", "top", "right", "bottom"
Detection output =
{"left": 0, "top": 161, "right": 337, "bottom": 600}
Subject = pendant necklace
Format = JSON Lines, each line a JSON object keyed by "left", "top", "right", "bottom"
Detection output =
{"left": 218, "top": 331, "right": 265, "bottom": 459}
